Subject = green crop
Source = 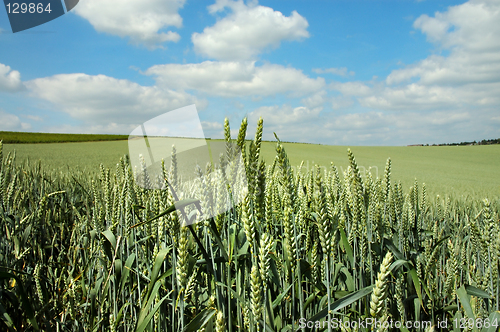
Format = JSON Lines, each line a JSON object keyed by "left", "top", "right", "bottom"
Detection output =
{"left": 0, "top": 118, "right": 499, "bottom": 331}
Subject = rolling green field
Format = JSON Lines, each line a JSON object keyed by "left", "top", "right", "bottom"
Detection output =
{"left": 3, "top": 139, "right": 500, "bottom": 199}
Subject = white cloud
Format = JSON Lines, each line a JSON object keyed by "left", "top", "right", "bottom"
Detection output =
{"left": 386, "top": 52, "right": 500, "bottom": 86}
{"left": 41, "top": 123, "right": 139, "bottom": 135}
{"left": 192, "top": 0, "right": 309, "bottom": 60}
{"left": 74, "top": 0, "right": 185, "bottom": 49}
{"left": 201, "top": 121, "right": 223, "bottom": 131}
{"left": 244, "top": 104, "right": 323, "bottom": 142}
{"left": 413, "top": 0, "right": 500, "bottom": 53}
{"left": 0, "top": 63, "right": 24, "bottom": 92}
{"left": 25, "top": 73, "right": 205, "bottom": 127}
{"left": 392, "top": 0, "right": 500, "bottom": 87}
{"left": 22, "top": 115, "right": 43, "bottom": 122}
{"left": 246, "top": 105, "right": 496, "bottom": 145}
{"left": 0, "top": 110, "right": 31, "bottom": 131}
{"left": 245, "top": 104, "right": 377, "bottom": 144}
{"left": 250, "top": 104, "right": 322, "bottom": 125}
{"left": 330, "top": 81, "right": 372, "bottom": 97}
{"left": 313, "top": 67, "right": 355, "bottom": 77}
{"left": 331, "top": 0, "right": 500, "bottom": 113}
{"left": 394, "top": 0, "right": 500, "bottom": 108}
{"left": 301, "top": 91, "right": 327, "bottom": 109}
{"left": 301, "top": 89, "right": 355, "bottom": 111}
{"left": 145, "top": 61, "right": 324, "bottom": 97}
{"left": 359, "top": 82, "right": 500, "bottom": 110}
{"left": 331, "top": 96, "right": 354, "bottom": 110}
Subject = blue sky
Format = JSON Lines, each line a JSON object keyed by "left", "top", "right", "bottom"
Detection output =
{"left": 1, "top": 0, "right": 499, "bottom": 145}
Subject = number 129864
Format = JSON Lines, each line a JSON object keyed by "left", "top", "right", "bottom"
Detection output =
{"left": 6, "top": 3, "right": 52, "bottom": 14}
{"left": 453, "top": 317, "right": 499, "bottom": 330}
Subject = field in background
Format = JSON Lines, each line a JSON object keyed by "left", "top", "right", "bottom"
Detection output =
{"left": 0, "top": 131, "right": 128, "bottom": 143}
{"left": 277, "top": 142, "right": 500, "bottom": 199}
{"left": 3, "top": 138, "right": 500, "bottom": 199}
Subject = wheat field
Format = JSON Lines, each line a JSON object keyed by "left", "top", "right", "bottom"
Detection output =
{"left": 1, "top": 117, "right": 499, "bottom": 331}
{"left": 4, "top": 139, "right": 500, "bottom": 199}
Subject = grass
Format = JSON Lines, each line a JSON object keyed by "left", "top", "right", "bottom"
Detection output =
{"left": 3, "top": 139, "right": 500, "bottom": 199}
{"left": 274, "top": 142, "right": 500, "bottom": 199}
{"left": 1, "top": 118, "right": 499, "bottom": 331}
{"left": 3, "top": 140, "right": 129, "bottom": 172}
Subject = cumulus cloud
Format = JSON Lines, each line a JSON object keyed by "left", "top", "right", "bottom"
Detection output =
{"left": 74, "top": 0, "right": 185, "bottom": 49}
{"left": 320, "top": 110, "right": 492, "bottom": 145}
{"left": 330, "top": 81, "right": 372, "bottom": 97}
{"left": 201, "top": 120, "right": 223, "bottom": 138}
{"left": 0, "top": 110, "right": 31, "bottom": 131}
{"left": 22, "top": 115, "right": 43, "bottom": 122}
{"left": 386, "top": 52, "right": 500, "bottom": 87}
{"left": 0, "top": 64, "right": 24, "bottom": 92}
{"left": 25, "top": 73, "right": 205, "bottom": 126}
{"left": 215, "top": 0, "right": 499, "bottom": 145}
{"left": 246, "top": 104, "right": 496, "bottom": 145}
{"left": 250, "top": 104, "right": 322, "bottom": 125}
{"left": 192, "top": 0, "right": 309, "bottom": 60}
{"left": 330, "top": 0, "right": 500, "bottom": 114}
{"left": 247, "top": 105, "right": 383, "bottom": 143}
{"left": 145, "top": 61, "right": 324, "bottom": 97}
{"left": 301, "top": 91, "right": 327, "bottom": 109}
{"left": 385, "top": 0, "right": 500, "bottom": 88}
{"left": 330, "top": 96, "right": 354, "bottom": 110}
{"left": 313, "top": 67, "right": 355, "bottom": 77}
{"left": 358, "top": 82, "right": 500, "bottom": 110}
{"left": 41, "top": 123, "right": 139, "bottom": 135}
{"left": 301, "top": 89, "right": 355, "bottom": 111}
{"left": 243, "top": 104, "right": 322, "bottom": 142}
{"left": 413, "top": 0, "right": 500, "bottom": 53}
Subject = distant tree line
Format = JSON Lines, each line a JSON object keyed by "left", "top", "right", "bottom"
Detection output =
{"left": 421, "top": 138, "right": 500, "bottom": 146}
